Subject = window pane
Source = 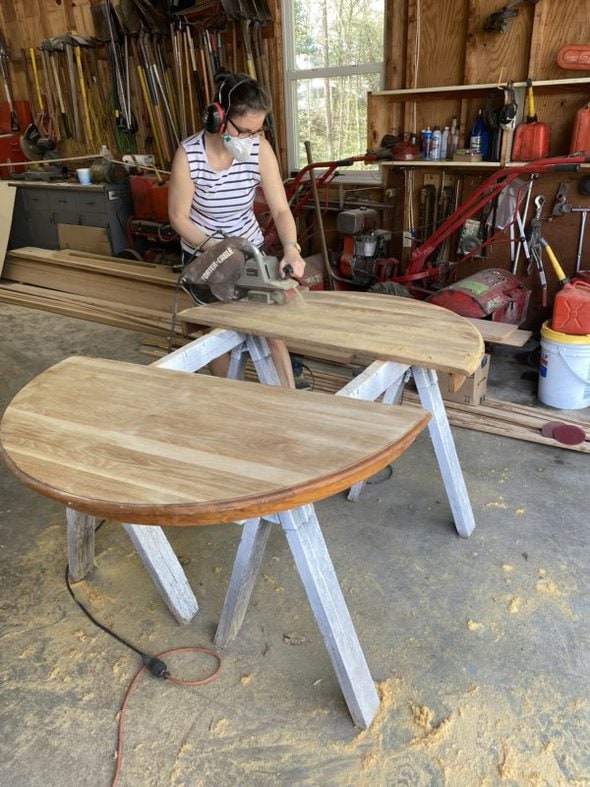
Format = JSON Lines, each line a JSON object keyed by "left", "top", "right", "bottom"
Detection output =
{"left": 294, "top": 72, "right": 382, "bottom": 169}
{"left": 294, "top": 0, "right": 384, "bottom": 68}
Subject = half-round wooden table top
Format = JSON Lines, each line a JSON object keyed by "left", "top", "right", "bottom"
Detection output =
{"left": 179, "top": 290, "right": 485, "bottom": 376}
{"left": 0, "top": 357, "right": 430, "bottom": 526}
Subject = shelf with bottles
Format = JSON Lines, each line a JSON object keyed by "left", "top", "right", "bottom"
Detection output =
{"left": 368, "top": 77, "right": 590, "bottom": 169}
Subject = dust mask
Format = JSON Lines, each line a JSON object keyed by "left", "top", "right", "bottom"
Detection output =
{"left": 223, "top": 134, "right": 254, "bottom": 162}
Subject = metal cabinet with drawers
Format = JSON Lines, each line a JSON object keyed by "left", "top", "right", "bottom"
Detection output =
{"left": 8, "top": 181, "right": 134, "bottom": 256}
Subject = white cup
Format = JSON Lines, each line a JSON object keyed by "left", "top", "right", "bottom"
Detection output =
{"left": 76, "top": 168, "right": 91, "bottom": 185}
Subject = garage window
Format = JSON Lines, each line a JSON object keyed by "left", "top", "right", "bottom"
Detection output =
{"left": 281, "top": 0, "right": 385, "bottom": 177}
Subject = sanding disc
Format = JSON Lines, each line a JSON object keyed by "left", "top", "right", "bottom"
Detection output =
{"left": 552, "top": 423, "right": 587, "bottom": 446}
{"left": 540, "top": 420, "right": 562, "bottom": 438}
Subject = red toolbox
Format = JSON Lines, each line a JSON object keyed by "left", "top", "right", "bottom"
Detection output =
{"left": 552, "top": 280, "right": 590, "bottom": 335}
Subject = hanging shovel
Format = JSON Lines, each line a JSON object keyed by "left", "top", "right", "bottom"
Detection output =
{"left": 0, "top": 30, "right": 20, "bottom": 131}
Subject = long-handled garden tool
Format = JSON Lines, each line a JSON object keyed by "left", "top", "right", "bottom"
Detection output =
{"left": 0, "top": 30, "right": 20, "bottom": 131}
{"left": 39, "top": 37, "right": 72, "bottom": 139}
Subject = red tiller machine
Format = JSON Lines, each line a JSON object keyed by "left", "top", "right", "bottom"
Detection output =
{"left": 262, "top": 153, "right": 382, "bottom": 250}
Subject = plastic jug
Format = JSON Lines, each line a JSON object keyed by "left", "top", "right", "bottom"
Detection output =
{"left": 570, "top": 102, "right": 590, "bottom": 154}
{"left": 552, "top": 280, "right": 590, "bottom": 335}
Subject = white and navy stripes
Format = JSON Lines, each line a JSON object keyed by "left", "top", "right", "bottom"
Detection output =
{"left": 181, "top": 131, "right": 264, "bottom": 255}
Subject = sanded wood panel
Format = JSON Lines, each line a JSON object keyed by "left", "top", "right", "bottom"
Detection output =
{"left": 180, "top": 290, "right": 485, "bottom": 376}
{"left": 0, "top": 356, "right": 430, "bottom": 525}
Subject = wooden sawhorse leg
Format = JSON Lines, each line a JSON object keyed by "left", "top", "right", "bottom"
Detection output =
{"left": 214, "top": 505, "right": 380, "bottom": 729}
{"left": 412, "top": 366, "right": 475, "bottom": 538}
{"left": 66, "top": 508, "right": 199, "bottom": 624}
{"left": 336, "top": 360, "right": 476, "bottom": 538}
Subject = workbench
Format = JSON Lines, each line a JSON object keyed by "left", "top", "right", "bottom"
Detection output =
{"left": 0, "top": 355, "right": 430, "bottom": 728}
{"left": 7, "top": 181, "right": 133, "bottom": 256}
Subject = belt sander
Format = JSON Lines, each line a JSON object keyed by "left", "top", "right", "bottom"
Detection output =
{"left": 180, "top": 237, "right": 300, "bottom": 305}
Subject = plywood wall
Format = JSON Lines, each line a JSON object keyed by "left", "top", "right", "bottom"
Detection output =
{"left": 385, "top": 0, "right": 590, "bottom": 89}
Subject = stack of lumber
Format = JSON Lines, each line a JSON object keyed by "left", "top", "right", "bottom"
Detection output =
{"left": 0, "top": 247, "right": 194, "bottom": 343}
{"left": 404, "top": 392, "right": 590, "bottom": 454}
{"left": 245, "top": 360, "right": 590, "bottom": 455}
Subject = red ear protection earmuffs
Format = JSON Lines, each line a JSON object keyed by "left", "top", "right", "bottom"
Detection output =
{"left": 202, "top": 77, "right": 251, "bottom": 134}
{"left": 203, "top": 101, "right": 226, "bottom": 134}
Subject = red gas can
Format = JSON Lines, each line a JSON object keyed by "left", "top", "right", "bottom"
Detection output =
{"left": 570, "top": 102, "right": 590, "bottom": 154}
{"left": 552, "top": 280, "right": 590, "bottom": 335}
{"left": 129, "top": 175, "right": 170, "bottom": 222}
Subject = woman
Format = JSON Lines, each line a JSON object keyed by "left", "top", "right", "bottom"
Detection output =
{"left": 168, "top": 72, "right": 306, "bottom": 386}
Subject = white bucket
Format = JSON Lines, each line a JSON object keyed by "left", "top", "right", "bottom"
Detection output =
{"left": 538, "top": 321, "right": 590, "bottom": 409}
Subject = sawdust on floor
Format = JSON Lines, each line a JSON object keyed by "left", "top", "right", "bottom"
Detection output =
{"left": 3, "top": 518, "right": 589, "bottom": 787}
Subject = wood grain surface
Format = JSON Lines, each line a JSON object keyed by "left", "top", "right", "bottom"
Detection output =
{"left": 0, "top": 357, "right": 430, "bottom": 526}
{"left": 179, "top": 291, "right": 485, "bottom": 376}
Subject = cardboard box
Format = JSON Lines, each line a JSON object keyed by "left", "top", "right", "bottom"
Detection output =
{"left": 438, "top": 353, "right": 490, "bottom": 405}
{"left": 58, "top": 224, "right": 112, "bottom": 256}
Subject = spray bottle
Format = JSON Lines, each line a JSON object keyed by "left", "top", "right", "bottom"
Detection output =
{"left": 430, "top": 126, "right": 442, "bottom": 160}
{"left": 441, "top": 126, "right": 450, "bottom": 160}
{"left": 449, "top": 117, "right": 460, "bottom": 158}
{"left": 421, "top": 127, "right": 432, "bottom": 158}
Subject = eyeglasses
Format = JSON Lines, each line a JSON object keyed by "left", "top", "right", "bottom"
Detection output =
{"left": 227, "top": 118, "right": 265, "bottom": 138}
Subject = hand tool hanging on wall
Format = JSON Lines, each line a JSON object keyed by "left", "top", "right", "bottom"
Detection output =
{"left": 37, "top": 45, "right": 61, "bottom": 140}
{"left": 139, "top": 30, "right": 173, "bottom": 164}
{"left": 434, "top": 184, "right": 455, "bottom": 264}
{"left": 419, "top": 185, "right": 436, "bottom": 243}
{"left": 39, "top": 38, "right": 73, "bottom": 140}
{"left": 130, "top": 34, "right": 166, "bottom": 166}
{"left": 63, "top": 36, "right": 82, "bottom": 140}
{"left": 152, "top": 32, "right": 180, "bottom": 147}
{"left": 66, "top": 34, "right": 95, "bottom": 149}
{"left": 402, "top": 154, "right": 590, "bottom": 293}
{"left": 0, "top": 30, "right": 20, "bottom": 131}
{"left": 181, "top": 26, "right": 196, "bottom": 133}
{"left": 27, "top": 47, "right": 51, "bottom": 136}
{"left": 139, "top": 31, "right": 175, "bottom": 162}
{"left": 549, "top": 181, "right": 590, "bottom": 275}
{"left": 527, "top": 195, "right": 550, "bottom": 305}
{"left": 185, "top": 24, "right": 205, "bottom": 115}
{"left": 171, "top": 19, "right": 187, "bottom": 139}
{"left": 103, "top": 0, "right": 135, "bottom": 138}
{"left": 512, "top": 174, "right": 537, "bottom": 274}
{"left": 110, "top": 0, "right": 143, "bottom": 153}
{"left": 251, "top": 15, "right": 278, "bottom": 156}
{"left": 484, "top": 0, "right": 540, "bottom": 33}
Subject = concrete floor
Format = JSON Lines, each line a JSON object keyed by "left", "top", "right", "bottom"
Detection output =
{"left": 1, "top": 303, "right": 589, "bottom": 787}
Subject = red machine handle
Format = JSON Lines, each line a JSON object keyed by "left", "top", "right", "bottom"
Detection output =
{"left": 406, "top": 154, "right": 590, "bottom": 278}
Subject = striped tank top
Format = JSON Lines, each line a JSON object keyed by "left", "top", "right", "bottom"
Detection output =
{"left": 180, "top": 131, "right": 264, "bottom": 256}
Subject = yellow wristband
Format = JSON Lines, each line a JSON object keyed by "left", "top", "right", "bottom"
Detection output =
{"left": 284, "top": 241, "right": 301, "bottom": 253}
